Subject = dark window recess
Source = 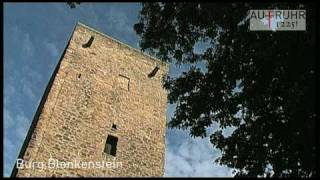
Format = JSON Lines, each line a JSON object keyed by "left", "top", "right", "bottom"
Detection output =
{"left": 112, "top": 124, "right": 117, "bottom": 130}
{"left": 119, "top": 75, "right": 130, "bottom": 91}
{"left": 104, "top": 135, "right": 118, "bottom": 156}
{"left": 78, "top": 74, "right": 81, "bottom": 79}
{"left": 82, "top": 36, "right": 94, "bottom": 48}
{"left": 148, "top": 66, "right": 160, "bottom": 78}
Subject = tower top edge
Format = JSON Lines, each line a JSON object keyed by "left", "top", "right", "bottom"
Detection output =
{"left": 75, "top": 21, "right": 169, "bottom": 68}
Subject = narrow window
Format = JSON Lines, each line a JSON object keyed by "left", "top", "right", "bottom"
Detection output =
{"left": 82, "top": 36, "right": 94, "bottom": 48}
{"left": 104, "top": 135, "right": 118, "bottom": 156}
{"left": 78, "top": 74, "right": 81, "bottom": 79}
{"left": 148, "top": 66, "right": 160, "bottom": 78}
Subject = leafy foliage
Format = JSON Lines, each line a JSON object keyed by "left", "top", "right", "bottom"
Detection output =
{"left": 67, "top": 2, "right": 81, "bottom": 9}
{"left": 134, "top": 3, "right": 317, "bottom": 177}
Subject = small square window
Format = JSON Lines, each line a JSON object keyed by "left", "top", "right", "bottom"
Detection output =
{"left": 112, "top": 124, "right": 117, "bottom": 130}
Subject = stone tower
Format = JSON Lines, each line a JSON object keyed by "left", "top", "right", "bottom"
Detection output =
{"left": 11, "top": 22, "right": 168, "bottom": 177}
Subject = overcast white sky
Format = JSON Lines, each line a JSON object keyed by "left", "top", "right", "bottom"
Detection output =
{"left": 4, "top": 3, "right": 235, "bottom": 177}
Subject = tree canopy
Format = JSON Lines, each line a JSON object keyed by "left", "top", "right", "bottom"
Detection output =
{"left": 134, "top": 3, "right": 317, "bottom": 177}
{"left": 67, "top": 2, "right": 81, "bottom": 9}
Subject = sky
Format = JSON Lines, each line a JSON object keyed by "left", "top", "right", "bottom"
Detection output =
{"left": 3, "top": 3, "right": 235, "bottom": 177}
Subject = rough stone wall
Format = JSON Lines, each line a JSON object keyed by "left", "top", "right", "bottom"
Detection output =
{"left": 15, "top": 23, "right": 168, "bottom": 177}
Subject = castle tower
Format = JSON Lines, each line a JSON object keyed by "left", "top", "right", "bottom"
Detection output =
{"left": 11, "top": 22, "right": 168, "bottom": 177}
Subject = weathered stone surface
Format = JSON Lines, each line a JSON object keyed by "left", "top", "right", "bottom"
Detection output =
{"left": 15, "top": 22, "right": 168, "bottom": 177}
